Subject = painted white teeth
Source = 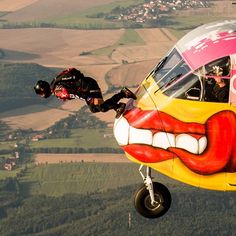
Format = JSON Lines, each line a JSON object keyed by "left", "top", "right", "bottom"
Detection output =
{"left": 114, "top": 117, "right": 129, "bottom": 146}
{"left": 129, "top": 126, "right": 152, "bottom": 145}
{"left": 176, "top": 134, "right": 198, "bottom": 154}
{"left": 199, "top": 136, "right": 207, "bottom": 154}
{"left": 113, "top": 117, "right": 207, "bottom": 154}
{"left": 153, "top": 132, "right": 175, "bottom": 149}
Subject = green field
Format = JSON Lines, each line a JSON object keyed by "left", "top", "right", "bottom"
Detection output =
{"left": 91, "top": 29, "right": 145, "bottom": 57}
{"left": 30, "top": 128, "right": 119, "bottom": 149}
{"left": 0, "top": 166, "right": 25, "bottom": 180}
{"left": 0, "top": 141, "right": 16, "bottom": 149}
{"left": 168, "top": 13, "right": 236, "bottom": 38}
{"left": 0, "top": 169, "right": 19, "bottom": 179}
{"left": 19, "top": 162, "right": 156, "bottom": 196}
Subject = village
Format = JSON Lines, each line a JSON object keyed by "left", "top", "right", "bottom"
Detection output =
{"left": 106, "top": 0, "right": 211, "bottom": 24}
{"left": 0, "top": 108, "right": 111, "bottom": 172}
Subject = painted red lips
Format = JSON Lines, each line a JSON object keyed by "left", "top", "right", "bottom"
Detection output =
{"left": 122, "top": 108, "right": 236, "bottom": 175}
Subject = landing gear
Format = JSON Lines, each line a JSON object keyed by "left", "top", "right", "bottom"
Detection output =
{"left": 134, "top": 165, "right": 171, "bottom": 218}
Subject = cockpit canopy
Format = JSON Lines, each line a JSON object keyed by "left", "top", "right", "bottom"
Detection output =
{"left": 152, "top": 20, "right": 236, "bottom": 104}
{"left": 153, "top": 50, "right": 231, "bottom": 103}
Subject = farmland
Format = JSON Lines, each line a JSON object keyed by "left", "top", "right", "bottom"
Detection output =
{"left": 0, "top": 27, "right": 176, "bottom": 131}
{"left": 0, "top": 0, "right": 39, "bottom": 12}
{"left": 1, "top": 1, "right": 233, "bottom": 131}
{"left": 0, "top": 2, "right": 235, "bottom": 235}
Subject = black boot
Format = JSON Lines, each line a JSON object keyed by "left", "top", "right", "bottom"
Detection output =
{"left": 100, "top": 88, "right": 134, "bottom": 117}
{"left": 115, "top": 103, "right": 126, "bottom": 118}
{"left": 100, "top": 93, "right": 125, "bottom": 112}
{"left": 120, "top": 87, "right": 137, "bottom": 100}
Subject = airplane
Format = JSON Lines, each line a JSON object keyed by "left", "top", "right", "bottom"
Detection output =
{"left": 113, "top": 20, "right": 236, "bottom": 218}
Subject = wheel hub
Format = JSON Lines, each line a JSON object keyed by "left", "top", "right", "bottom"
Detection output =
{"left": 144, "top": 193, "right": 163, "bottom": 211}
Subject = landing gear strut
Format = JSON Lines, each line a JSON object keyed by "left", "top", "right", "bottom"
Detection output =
{"left": 134, "top": 165, "right": 172, "bottom": 218}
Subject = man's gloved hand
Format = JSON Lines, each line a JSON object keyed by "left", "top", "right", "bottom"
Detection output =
{"left": 212, "top": 66, "right": 223, "bottom": 76}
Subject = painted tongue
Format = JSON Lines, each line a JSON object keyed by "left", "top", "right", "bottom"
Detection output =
{"left": 169, "top": 110, "right": 236, "bottom": 174}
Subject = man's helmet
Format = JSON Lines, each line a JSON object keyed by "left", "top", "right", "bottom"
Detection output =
{"left": 34, "top": 80, "right": 51, "bottom": 98}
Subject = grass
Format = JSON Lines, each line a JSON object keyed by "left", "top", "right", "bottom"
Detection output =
{"left": 0, "top": 12, "right": 9, "bottom": 18}
{"left": 0, "top": 170, "right": 16, "bottom": 179}
{"left": 19, "top": 162, "right": 144, "bottom": 196}
{"left": 30, "top": 138, "right": 77, "bottom": 148}
{"left": 118, "top": 29, "right": 144, "bottom": 45}
{"left": 165, "top": 14, "right": 235, "bottom": 40}
{"left": 91, "top": 28, "right": 144, "bottom": 57}
{"left": 0, "top": 168, "right": 23, "bottom": 180}
{"left": 30, "top": 128, "right": 119, "bottom": 149}
{"left": 0, "top": 141, "right": 16, "bottom": 150}
{"left": 0, "top": 154, "right": 11, "bottom": 158}
{"left": 175, "top": 15, "right": 225, "bottom": 27}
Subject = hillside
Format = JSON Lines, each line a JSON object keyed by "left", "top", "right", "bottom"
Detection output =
{"left": 0, "top": 62, "right": 60, "bottom": 112}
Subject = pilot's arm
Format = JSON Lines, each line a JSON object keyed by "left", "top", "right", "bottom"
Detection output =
{"left": 213, "top": 80, "right": 229, "bottom": 102}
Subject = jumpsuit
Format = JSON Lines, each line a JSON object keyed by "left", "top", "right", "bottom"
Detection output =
{"left": 50, "top": 68, "right": 127, "bottom": 113}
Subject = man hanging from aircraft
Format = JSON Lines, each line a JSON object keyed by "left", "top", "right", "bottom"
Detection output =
{"left": 34, "top": 68, "right": 136, "bottom": 118}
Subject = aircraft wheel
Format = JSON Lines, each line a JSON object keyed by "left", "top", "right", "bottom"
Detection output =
{"left": 134, "top": 182, "right": 171, "bottom": 218}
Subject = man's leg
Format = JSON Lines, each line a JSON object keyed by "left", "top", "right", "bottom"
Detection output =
{"left": 100, "top": 87, "right": 136, "bottom": 112}
{"left": 87, "top": 87, "right": 136, "bottom": 117}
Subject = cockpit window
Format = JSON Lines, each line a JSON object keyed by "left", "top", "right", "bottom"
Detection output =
{"left": 163, "top": 72, "right": 203, "bottom": 100}
{"left": 153, "top": 49, "right": 190, "bottom": 89}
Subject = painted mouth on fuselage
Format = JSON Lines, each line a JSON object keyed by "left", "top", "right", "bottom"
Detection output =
{"left": 113, "top": 108, "right": 236, "bottom": 175}
{"left": 114, "top": 116, "right": 207, "bottom": 154}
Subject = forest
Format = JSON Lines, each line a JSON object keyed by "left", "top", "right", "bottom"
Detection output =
{"left": 0, "top": 176, "right": 235, "bottom": 236}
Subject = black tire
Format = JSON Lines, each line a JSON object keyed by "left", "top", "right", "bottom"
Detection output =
{"left": 134, "top": 182, "right": 171, "bottom": 219}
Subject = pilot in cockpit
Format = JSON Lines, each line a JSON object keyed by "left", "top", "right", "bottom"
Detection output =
{"left": 205, "top": 57, "right": 230, "bottom": 103}
{"left": 210, "top": 65, "right": 229, "bottom": 102}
